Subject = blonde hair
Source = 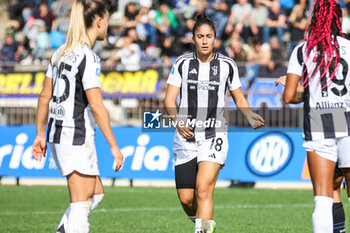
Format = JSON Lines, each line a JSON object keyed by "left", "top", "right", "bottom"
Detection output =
{"left": 55, "top": 0, "right": 106, "bottom": 64}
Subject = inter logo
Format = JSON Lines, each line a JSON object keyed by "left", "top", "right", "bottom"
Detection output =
{"left": 143, "top": 109, "right": 161, "bottom": 129}
{"left": 245, "top": 132, "right": 293, "bottom": 177}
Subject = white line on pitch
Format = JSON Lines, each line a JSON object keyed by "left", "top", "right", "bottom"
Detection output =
{"left": 0, "top": 204, "right": 314, "bottom": 216}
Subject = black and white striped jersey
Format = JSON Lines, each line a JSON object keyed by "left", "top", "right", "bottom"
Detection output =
{"left": 45, "top": 44, "right": 101, "bottom": 145}
{"left": 287, "top": 36, "right": 350, "bottom": 141}
{"left": 167, "top": 52, "right": 241, "bottom": 141}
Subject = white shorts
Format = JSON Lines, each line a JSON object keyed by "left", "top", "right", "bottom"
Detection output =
{"left": 49, "top": 140, "right": 100, "bottom": 177}
{"left": 303, "top": 136, "right": 350, "bottom": 168}
{"left": 173, "top": 132, "right": 229, "bottom": 166}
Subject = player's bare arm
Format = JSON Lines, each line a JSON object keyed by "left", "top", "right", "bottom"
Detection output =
{"left": 86, "top": 87, "right": 124, "bottom": 171}
{"left": 230, "top": 87, "right": 265, "bottom": 129}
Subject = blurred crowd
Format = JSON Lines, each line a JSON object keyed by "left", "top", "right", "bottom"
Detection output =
{"left": 2, "top": 0, "right": 350, "bottom": 85}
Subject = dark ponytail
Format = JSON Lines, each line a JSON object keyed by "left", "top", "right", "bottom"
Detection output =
{"left": 192, "top": 13, "right": 216, "bottom": 37}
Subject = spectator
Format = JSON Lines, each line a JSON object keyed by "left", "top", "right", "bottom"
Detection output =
{"left": 32, "top": 20, "right": 50, "bottom": 64}
{"left": 210, "top": 0, "right": 230, "bottom": 39}
{"left": 23, "top": 17, "right": 39, "bottom": 46}
{"left": 191, "top": 0, "right": 208, "bottom": 19}
{"left": 225, "top": 36, "right": 247, "bottom": 62}
{"left": 106, "top": 11, "right": 124, "bottom": 50}
{"left": 179, "top": 17, "right": 195, "bottom": 53}
{"left": 279, "top": 0, "right": 295, "bottom": 14}
{"left": 161, "top": 37, "right": 178, "bottom": 66}
{"left": 342, "top": 7, "right": 350, "bottom": 34}
{"left": 15, "top": 32, "right": 31, "bottom": 64}
{"left": 124, "top": 2, "right": 140, "bottom": 29}
{"left": 7, "top": 1, "right": 26, "bottom": 30}
{"left": 105, "top": 32, "right": 141, "bottom": 71}
{"left": 214, "top": 37, "right": 227, "bottom": 55}
{"left": 137, "top": 3, "right": 156, "bottom": 42}
{"left": 263, "top": 0, "right": 287, "bottom": 44}
{"left": 126, "top": 27, "right": 147, "bottom": 51}
{"left": 51, "top": 0, "right": 72, "bottom": 17}
{"left": 34, "top": 1, "right": 57, "bottom": 32}
{"left": 225, "top": 0, "right": 252, "bottom": 42}
{"left": 150, "top": 2, "right": 179, "bottom": 45}
{"left": 249, "top": 0, "right": 268, "bottom": 42}
{"left": 102, "top": 0, "right": 119, "bottom": 14}
{"left": 289, "top": 4, "right": 307, "bottom": 52}
{"left": 267, "top": 36, "right": 288, "bottom": 72}
{"left": 243, "top": 37, "right": 271, "bottom": 90}
{"left": 0, "top": 30, "right": 21, "bottom": 71}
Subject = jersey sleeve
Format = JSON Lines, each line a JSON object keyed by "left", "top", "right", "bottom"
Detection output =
{"left": 46, "top": 50, "right": 59, "bottom": 79}
{"left": 167, "top": 60, "right": 182, "bottom": 87}
{"left": 82, "top": 53, "right": 101, "bottom": 91}
{"left": 287, "top": 45, "right": 303, "bottom": 76}
{"left": 227, "top": 61, "right": 241, "bottom": 91}
{"left": 45, "top": 60, "right": 54, "bottom": 79}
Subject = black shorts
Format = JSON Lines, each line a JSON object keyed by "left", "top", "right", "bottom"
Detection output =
{"left": 175, "top": 157, "right": 197, "bottom": 189}
{"left": 334, "top": 163, "right": 344, "bottom": 179}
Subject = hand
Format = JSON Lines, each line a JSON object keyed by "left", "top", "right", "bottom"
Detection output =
{"left": 275, "top": 75, "right": 287, "bottom": 87}
{"left": 104, "top": 59, "right": 114, "bottom": 67}
{"left": 176, "top": 120, "right": 194, "bottom": 139}
{"left": 111, "top": 145, "right": 124, "bottom": 172}
{"left": 225, "top": 24, "right": 233, "bottom": 35}
{"left": 32, "top": 136, "right": 47, "bottom": 161}
{"left": 247, "top": 112, "right": 265, "bottom": 129}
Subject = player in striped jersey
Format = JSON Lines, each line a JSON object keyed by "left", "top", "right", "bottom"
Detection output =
{"left": 277, "top": 75, "right": 346, "bottom": 233}
{"left": 165, "top": 14, "right": 265, "bottom": 233}
{"left": 31, "top": 1, "right": 123, "bottom": 232}
{"left": 283, "top": 0, "right": 350, "bottom": 232}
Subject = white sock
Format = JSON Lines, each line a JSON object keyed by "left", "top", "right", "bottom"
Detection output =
{"left": 195, "top": 218, "right": 214, "bottom": 233}
{"left": 56, "top": 194, "right": 104, "bottom": 232}
{"left": 188, "top": 215, "right": 196, "bottom": 223}
{"left": 312, "top": 196, "right": 333, "bottom": 233}
{"left": 90, "top": 194, "right": 104, "bottom": 215}
{"left": 67, "top": 201, "right": 92, "bottom": 233}
{"left": 348, "top": 197, "right": 350, "bottom": 203}
{"left": 56, "top": 207, "right": 70, "bottom": 233}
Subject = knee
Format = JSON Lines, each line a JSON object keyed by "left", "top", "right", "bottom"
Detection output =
{"left": 179, "top": 194, "right": 194, "bottom": 207}
{"left": 195, "top": 184, "right": 211, "bottom": 201}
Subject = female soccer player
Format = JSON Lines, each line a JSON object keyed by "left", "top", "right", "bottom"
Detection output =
{"left": 31, "top": 1, "right": 124, "bottom": 232}
{"left": 165, "top": 14, "right": 265, "bottom": 233}
{"left": 283, "top": 0, "right": 350, "bottom": 232}
{"left": 276, "top": 77, "right": 346, "bottom": 233}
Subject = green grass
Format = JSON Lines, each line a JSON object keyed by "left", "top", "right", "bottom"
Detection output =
{"left": 0, "top": 185, "right": 348, "bottom": 233}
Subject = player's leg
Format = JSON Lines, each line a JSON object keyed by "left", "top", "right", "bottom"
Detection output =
{"left": 194, "top": 161, "right": 220, "bottom": 233}
{"left": 336, "top": 136, "right": 350, "bottom": 233}
{"left": 175, "top": 157, "right": 198, "bottom": 222}
{"left": 333, "top": 164, "right": 345, "bottom": 233}
{"left": 66, "top": 171, "right": 96, "bottom": 233}
{"left": 90, "top": 176, "right": 104, "bottom": 214}
{"left": 307, "top": 151, "right": 336, "bottom": 233}
{"left": 56, "top": 176, "right": 104, "bottom": 232}
{"left": 177, "top": 189, "right": 197, "bottom": 221}
{"left": 194, "top": 134, "right": 228, "bottom": 233}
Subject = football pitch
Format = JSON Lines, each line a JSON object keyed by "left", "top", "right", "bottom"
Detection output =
{"left": 0, "top": 185, "right": 348, "bottom": 233}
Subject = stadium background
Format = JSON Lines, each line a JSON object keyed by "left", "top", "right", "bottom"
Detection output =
{"left": 0, "top": 0, "right": 349, "bottom": 232}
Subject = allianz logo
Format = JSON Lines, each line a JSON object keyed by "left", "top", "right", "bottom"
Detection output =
{"left": 114, "top": 133, "right": 171, "bottom": 171}
{"left": 245, "top": 132, "right": 293, "bottom": 177}
{"left": 0, "top": 133, "right": 56, "bottom": 170}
